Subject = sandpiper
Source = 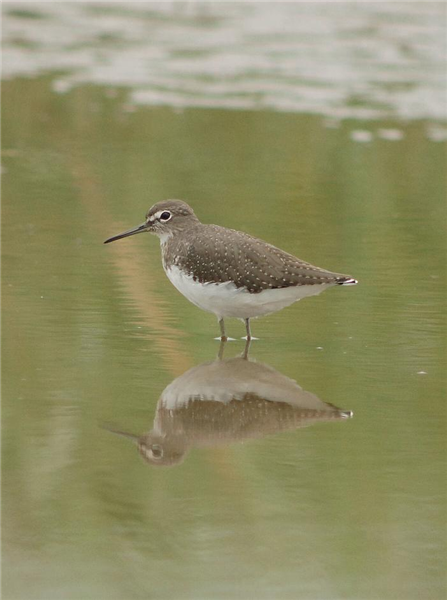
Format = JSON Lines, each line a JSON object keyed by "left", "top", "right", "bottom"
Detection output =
{"left": 104, "top": 200, "right": 357, "bottom": 339}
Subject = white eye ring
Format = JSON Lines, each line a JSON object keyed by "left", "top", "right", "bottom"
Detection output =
{"left": 150, "top": 445, "right": 163, "bottom": 459}
{"left": 159, "top": 211, "right": 172, "bottom": 222}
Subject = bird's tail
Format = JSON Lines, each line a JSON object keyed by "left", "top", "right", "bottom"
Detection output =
{"left": 336, "top": 276, "right": 358, "bottom": 285}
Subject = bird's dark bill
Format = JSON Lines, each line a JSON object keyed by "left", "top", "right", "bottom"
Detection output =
{"left": 104, "top": 223, "right": 147, "bottom": 244}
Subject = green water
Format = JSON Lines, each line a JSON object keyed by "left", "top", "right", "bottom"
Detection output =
{"left": 2, "top": 78, "right": 446, "bottom": 599}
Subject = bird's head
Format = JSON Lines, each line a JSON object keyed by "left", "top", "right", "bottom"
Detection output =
{"left": 104, "top": 200, "right": 199, "bottom": 245}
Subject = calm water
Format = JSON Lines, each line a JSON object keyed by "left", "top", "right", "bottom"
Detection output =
{"left": 2, "top": 4, "right": 446, "bottom": 600}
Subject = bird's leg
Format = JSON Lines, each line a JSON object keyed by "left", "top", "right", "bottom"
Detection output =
{"left": 219, "top": 318, "right": 227, "bottom": 342}
{"left": 241, "top": 338, "right": 251, "bottom": 360}
{"left": 217, "top": 339, "right": 227, "bottom": 360}
{"left": 244, "top": 318, "right": 252, "bottom": 341}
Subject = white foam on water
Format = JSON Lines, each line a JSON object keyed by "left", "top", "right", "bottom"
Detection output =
{"left": 2, "top": 2, "right": 446, "bottom": 122}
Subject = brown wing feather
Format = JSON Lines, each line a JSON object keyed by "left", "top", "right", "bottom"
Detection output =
{"left": 168, "top": 224, "right": 350, "bottom": 294}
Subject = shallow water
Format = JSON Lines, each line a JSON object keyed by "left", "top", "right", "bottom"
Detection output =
{"left": 3, "top": 77, "right": 445, "bottom": 600}
{"left": 2, "top": 5, "right": 446, "bottom": 600}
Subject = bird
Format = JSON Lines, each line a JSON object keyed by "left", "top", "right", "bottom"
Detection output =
{"left": 104, "top": 200, "right": 357, "bottom": 340}
{"left": 104, "top": 341, "right": 353, "bottom": 467}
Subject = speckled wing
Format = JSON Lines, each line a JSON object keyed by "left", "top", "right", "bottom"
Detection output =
{"left": 169, "top": 224, "right": 352, "bottom": 294}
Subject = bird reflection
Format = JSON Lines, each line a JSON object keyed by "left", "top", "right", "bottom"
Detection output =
{"left": 105, "top": 341, "right": 353, "bottom": 467}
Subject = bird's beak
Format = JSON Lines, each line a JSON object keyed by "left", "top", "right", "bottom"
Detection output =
{"left": 104, "top": 222, "right": 147, "bottom": 244}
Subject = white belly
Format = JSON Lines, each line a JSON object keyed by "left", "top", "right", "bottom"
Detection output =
{"left": 164, "top": 265, "right": 332, "bottom": 319}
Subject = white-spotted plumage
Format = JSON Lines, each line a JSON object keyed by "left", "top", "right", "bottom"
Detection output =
{"left": 104, "top": 199, "right": 358, "bottom": 339}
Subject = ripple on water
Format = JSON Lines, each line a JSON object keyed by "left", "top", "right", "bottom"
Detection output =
{"left": 2, "top": 2, "right": 446, "bottom": 122}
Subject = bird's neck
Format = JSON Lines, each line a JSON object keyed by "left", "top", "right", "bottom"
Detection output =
{"left": 160, "top": 223, "right": 203, "bottom": 271}
{"left": 157, "top": 230, "right": 175, "bottom": 246}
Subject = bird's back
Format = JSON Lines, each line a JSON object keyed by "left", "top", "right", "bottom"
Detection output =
{"left": 163, "top": 223, "right": 352, "bottom": 293}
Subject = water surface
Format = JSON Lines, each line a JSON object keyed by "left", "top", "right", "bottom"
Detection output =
{"left": 2, "top": 4, "right": 446, "bottom": 600}
{"left": 3, "top": 2, "right": 446, "bottom": 122}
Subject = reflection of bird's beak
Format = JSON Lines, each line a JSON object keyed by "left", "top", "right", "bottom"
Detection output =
{"left": 104, "top": 222, "right": 147, "bottom": 244}
{"left": 103, "top": 426, "right": 140, "bottom": 444}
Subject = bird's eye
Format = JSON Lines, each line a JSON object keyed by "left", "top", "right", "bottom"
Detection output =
{"left": 159, "top": 211, "right": 172, "bottom": 222}
{"left": 150, "top": 445, "right": 163, "bottom": 459}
